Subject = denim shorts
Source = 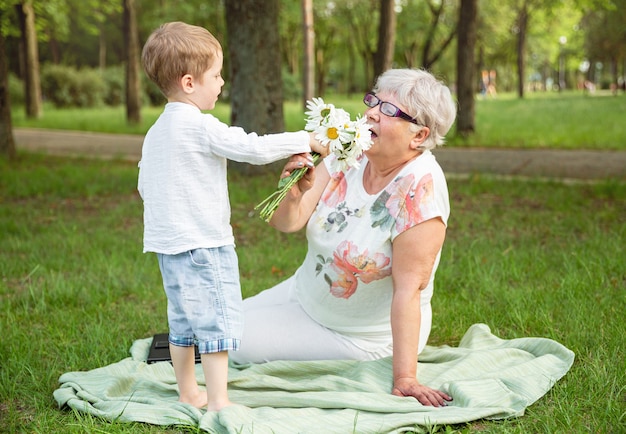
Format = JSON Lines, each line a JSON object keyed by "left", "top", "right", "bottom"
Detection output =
{"left": 157, "top": 245, "right": 243, "bottom": 354}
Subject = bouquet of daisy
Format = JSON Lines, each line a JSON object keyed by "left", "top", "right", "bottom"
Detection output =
{"left": 255, "top": 97, "right": 373, "bottom": 222}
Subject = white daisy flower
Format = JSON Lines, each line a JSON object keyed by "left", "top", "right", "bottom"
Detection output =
{"left": 256, "top": 97, "right": 373, "bottom": 223}
{"left": 315, "top": 109, "right": 354, "bottom": 151}
{"left": 304, "top": 97, "right": 335, "bottom": 131}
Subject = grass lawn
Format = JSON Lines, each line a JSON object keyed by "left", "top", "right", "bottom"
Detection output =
{"left": 0, "top": 152, "right": 624, "bottom": 433}
{"left": 11, "top": 90, "right": 626, "bottom": 150}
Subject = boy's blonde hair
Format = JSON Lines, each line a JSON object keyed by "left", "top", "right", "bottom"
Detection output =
{"left": 142, "top": 21, "right": 222, "bottom": 96}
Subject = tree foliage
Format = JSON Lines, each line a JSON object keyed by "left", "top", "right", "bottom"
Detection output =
{"left": 0, "top": 0, "right": 624, "bottom": 144}
{"left": 395, "top": 0, "right": 458, "bottom": 71}
{"left": 2, "top": 0, "right": 623, "bottom": 95}
{"left": 579, "top": 0, "right": 626, "bottom": 85}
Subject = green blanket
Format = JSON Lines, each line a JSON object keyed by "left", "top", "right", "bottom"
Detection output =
{"left": 53, "top": 324, "right": 574, "bottom": 433}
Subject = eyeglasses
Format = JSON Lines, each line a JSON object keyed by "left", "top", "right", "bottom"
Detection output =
{"left": 363, "top": 92, "right": 418, "bottom": 124}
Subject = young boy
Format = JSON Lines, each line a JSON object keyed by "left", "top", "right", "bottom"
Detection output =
{"left": 138, "top": 21, "right": 326, "bottom": 411}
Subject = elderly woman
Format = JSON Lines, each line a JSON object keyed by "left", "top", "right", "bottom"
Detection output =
{"left": 231, "top": 68, "right": 457, "bottom": 407}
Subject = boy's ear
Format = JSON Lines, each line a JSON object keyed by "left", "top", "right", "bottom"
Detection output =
{"left": 180, "top": 74, "right": 194, "bottom": 94}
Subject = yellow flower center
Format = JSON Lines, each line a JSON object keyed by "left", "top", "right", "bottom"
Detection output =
{"left": 327, "top": 127, "right": 339, "bottom": 140}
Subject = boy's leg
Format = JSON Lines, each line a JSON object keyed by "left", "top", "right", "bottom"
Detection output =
{"left": 169, "top": 344, "right": 206, "bottom": 408}
{"left": 158, "top": 252, "right": 205, "bottom": 407}
{"left": 200, "top": 351, "right": 232, "bottom": 411}
{"left": 190, "top": 246, "right": 241, "bottom": 410}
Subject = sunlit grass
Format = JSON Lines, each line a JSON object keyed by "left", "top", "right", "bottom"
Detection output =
{"left": 1, "top": 154, "right": 624, "bottom": 433}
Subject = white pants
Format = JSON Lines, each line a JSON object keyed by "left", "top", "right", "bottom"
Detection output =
{"left": 230, "top": 277, "right": 392, "bottom": 364}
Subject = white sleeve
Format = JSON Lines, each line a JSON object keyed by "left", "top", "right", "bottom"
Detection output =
{"left": 204, "top": 115, "right": 311, "bottom": 164}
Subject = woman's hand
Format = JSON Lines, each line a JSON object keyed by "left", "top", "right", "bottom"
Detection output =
{"left": 281, "top": 153, "right": 316, "bottom": 195}
{"left": 392, "top": 377, "right": 452, "bottom": 407}
{"left": 270, "top": 154, "right": 329, "bottom": 233}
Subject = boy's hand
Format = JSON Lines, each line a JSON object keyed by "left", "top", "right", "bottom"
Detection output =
{"left": 308, "top": 133, "right": 329, "bottom": 157}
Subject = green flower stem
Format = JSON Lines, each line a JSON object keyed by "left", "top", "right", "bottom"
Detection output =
{"left": 255, "top": 152, "right": 321, "bottom": 222}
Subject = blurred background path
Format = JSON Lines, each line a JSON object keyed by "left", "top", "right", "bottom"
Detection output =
{"left": 14, "top": 127, "right": 626, "bottom": 181}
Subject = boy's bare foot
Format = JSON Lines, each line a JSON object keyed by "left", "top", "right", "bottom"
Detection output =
{"left": 179, "top": 393, "right": 237, "bottom": 411}
{"left": 206, "top": 398, "right": 235, "bottom": 412}
{"left": 178, "top": 390, "right": 208, "bottom": 409}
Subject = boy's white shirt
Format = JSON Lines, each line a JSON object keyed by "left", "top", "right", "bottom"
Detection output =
{"left": 138, "top": 102, "right": 310, "bottom": 254}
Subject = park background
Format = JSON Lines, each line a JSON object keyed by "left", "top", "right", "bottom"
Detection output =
{"left": 2, "top": 0, "right": 626, "bottom": 142}
{"left": 1, "top": 0, "right": 625, "bottom": 433}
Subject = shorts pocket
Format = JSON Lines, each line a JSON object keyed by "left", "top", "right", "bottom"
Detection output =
{"left": 189, "top": 248, "right": 212, "bottom": 267}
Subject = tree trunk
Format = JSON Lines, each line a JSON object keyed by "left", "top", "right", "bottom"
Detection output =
{"left": 99, "top": 24, "right": 107, "bottom": 70}
{"left": 373, "top": 0, "right": 396, "bottom": 84}
{"left": 316, "top": 46, "right": 327, "bottom": 96}
{"left": 516, "top": 2, "right": 528, "bottom": 99}
{"left": 15, "top": 0, "right": 42, "bottom": 119}
{"left": 225, "top": 0, "right": 285, "bottom": 175}
{"left": 124, "top": 0, "right": 141, "bottom": 125}
{"left": 301, "top": 0, "right": 315, "bottom": 108}
{"left": 0, "top": 27, "right": 17, "bottom": 160}
{"left": 226, "top": 0, "right": 284, "bottom": 133}
{"left": 456, "top": 0, "right": 478, "bottom": 137}
{"left": 315, "top": 30, "right": 333, "bottom": 97}
{"left": 48, "top": 38, "right": 60, "bottom": 64}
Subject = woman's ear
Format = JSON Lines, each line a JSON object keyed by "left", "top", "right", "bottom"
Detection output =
{"left": 409, "top": 127, "right": 430, "bottom": 149}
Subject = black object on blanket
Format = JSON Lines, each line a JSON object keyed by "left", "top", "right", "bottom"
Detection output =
{"left": 146, "top": 333, "right": 201, "bottom": 364}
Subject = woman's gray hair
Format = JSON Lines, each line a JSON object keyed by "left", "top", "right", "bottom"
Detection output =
{"left": 373, "top": 69, "right": 457, "bottom": 149}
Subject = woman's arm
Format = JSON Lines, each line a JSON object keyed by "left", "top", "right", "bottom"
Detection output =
{"left": 390, "top": 217, "right": 452, "bottom": 406}
{"left": 269, "top": 155, "right": 331, "bottom": 233}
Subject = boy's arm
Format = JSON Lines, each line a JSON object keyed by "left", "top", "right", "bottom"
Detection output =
{"left": 206, "top": 117, "right": 311, "bottom": 164}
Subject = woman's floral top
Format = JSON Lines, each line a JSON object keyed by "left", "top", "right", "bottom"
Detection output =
{"left": 294, "top": 151, "right": 450, "bottom": 352}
